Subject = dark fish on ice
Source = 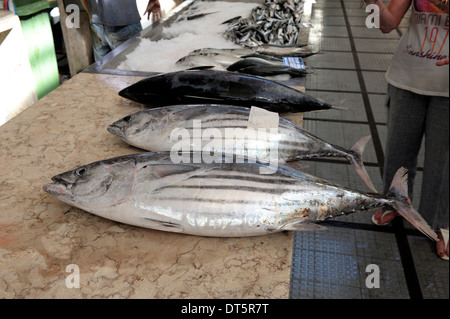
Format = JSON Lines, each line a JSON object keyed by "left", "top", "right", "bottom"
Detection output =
{"left": 227, "top": 57, "right": 308, "bottom": 77}
{"left": 226, "top": 56, "right": 284, "bottom": 70}
{"left": 107, "top": 104, "right": 376, "bottom": 192}
{"left": 118, "top": 69, "right": 338, "bottom": 113}
{"left": 233, "top": 65, "right": 307, "bottom": 78}
{"left": 43, "top": 152, "right": 438, "bottom": 240}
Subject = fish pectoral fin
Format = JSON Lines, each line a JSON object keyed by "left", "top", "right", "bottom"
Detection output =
{"left": 143, "top": 217, "right": 184, "bottom": 233}
{"left": 281, "top": 222, "right": 327, "bottom": 231}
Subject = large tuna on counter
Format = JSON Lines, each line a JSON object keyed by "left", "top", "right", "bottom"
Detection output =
{"left": 43, "top": 152, "right": 438, "bottom": 240}
{"left": 107, "top": 104, "right": 376, "bottom": 192}
{"left": 118, "top": 69, "right": 338, "bottom": 113}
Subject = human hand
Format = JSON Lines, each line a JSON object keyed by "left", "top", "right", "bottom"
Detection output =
{"left": 144, "top": 0, "right": 162, "bottom": 23}
{"left": 436, "top": 57, "right": 449, "bottom": 66}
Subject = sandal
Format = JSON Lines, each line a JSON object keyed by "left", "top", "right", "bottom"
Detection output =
{"left": 371, "top": 209, "right": 399, "bottom": 226}
{"left": 437, "top": 228, "right": 449, "bottom": 261}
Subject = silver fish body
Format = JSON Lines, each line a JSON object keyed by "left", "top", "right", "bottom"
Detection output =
{"left": 175, "top": 55, "right": 227, "bottom": 71}
{"left": 193, "top": 53, "right": 242, "bottom": 68}
{"left": 188, "top": 47, "right": 255, "bottom": 57}
{"left": 107, "top": 104, "right": 375, "bottom": 193}
{"left": 43, "top": 153, "right": 437, "bottom": 240}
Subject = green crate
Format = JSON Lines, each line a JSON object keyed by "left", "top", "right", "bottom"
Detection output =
{"left": 13, "top": 0, "right": 57, "bottom": 17}
{"left": 19, "top": 10, "right": 60, "bottom": 99}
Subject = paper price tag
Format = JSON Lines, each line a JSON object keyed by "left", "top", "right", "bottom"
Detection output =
{"left": 283, "top": 57, "right": 305, "bottom": 69}
{"left": 247, "top": 106, "right": 279, "bottom": 132}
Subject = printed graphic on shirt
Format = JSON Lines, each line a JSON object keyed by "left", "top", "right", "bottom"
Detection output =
{"left": 414, "top": 0, "right": 449, "bottom": 14}
{"left": 408, "top": 0, "right": 449, "bottom": 61}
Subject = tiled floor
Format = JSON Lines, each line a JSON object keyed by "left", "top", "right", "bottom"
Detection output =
{"left": 289, "top": 0, "right": 449, "bottom": 299}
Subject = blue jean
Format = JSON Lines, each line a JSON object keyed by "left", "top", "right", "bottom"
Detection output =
{"left": 90, "top": 22, "right": 142, "bottom": 61}
{"left": 383, "top": 84, "right": 449, "bottom": 229}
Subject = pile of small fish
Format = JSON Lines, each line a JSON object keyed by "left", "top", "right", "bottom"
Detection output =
{"left": 224, "top": 0, "right": 306, "bottom": 47}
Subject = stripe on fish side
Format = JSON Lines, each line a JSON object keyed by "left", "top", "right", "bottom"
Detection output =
{"left": 182, "top": 122, "right": 299, "bottom": 134}
{"left": 159, "top": 184, "right": 290, "bottom": 194}
{"left": 146, "top": 171, "right": 339, "bottom": 202}
{"left": 147, "top": 196, "right": 267, "bottom": 205}
{"left": 183, "top": 115, "right": 248, "bottom": 125}
{"left": 173, "top": 175, "right": 316, "bottom": 191}
{"left": 188, "top": 173, "right": 302, "bottom": 185}
{"left": 177, "top": 131, "right": 304, "bottom": 147}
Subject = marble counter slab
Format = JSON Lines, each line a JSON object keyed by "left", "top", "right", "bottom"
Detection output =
{"left": 0, "top": 73, "right": 293, "bottom": 298}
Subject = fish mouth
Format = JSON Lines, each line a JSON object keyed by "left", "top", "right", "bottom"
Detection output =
{"left": 43, "top": 182, "right": 73, "bottom": 201}
{"left": 119, "top": 87, "right": 147, "bottom": 103}
{"left": 118, "top": 87, "right": 153, "bottom": 105}
{"left": 118, "top": 87, "right": 133, "bottom": 100}
{"left": 107, "top": 123, "right": 125, "bottom": 138}
{"left": 43, "top": 175, "right": 74, "bottom": 200}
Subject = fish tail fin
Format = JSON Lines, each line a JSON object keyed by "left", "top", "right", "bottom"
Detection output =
{"left": 346, "top": 135, "right": 377, "bottom": 193}
{"left": 388, "top": 167, "right": 438, "bottom": 241}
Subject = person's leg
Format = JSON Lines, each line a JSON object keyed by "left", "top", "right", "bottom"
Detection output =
{"left": 104, "top": 23, "right": 143, "bottom": 51}
{"left": 382, "top": 84, "right": 429, "bottom": 197}
{"left": 90, "top": 23, "right": 112, "bottom": 61}
{"left": 373, "top": 84, "right": 428, "bottom": 225}
{"left": 419, "top": 95, "right": 449, "bottom": 230}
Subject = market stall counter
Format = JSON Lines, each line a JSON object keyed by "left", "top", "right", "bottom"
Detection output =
{"left": 0, "top": 72, "right": 293, "bottom": 298}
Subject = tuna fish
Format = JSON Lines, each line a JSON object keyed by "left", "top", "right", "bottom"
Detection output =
{"left": 43, "top": 152, "right": 438, "bottom": 240}
{"left": 118, "top": 69, "right": 337, "bottom": 112}
{"left": 107, "top": 104, "right": 376, "bottom": 192}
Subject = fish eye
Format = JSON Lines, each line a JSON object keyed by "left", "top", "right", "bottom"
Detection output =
{"left": 123, "top": 116, "right": 131, "bottom": 122}
{"left": 75, "top": 167, "right": 87, "bottom": 176}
